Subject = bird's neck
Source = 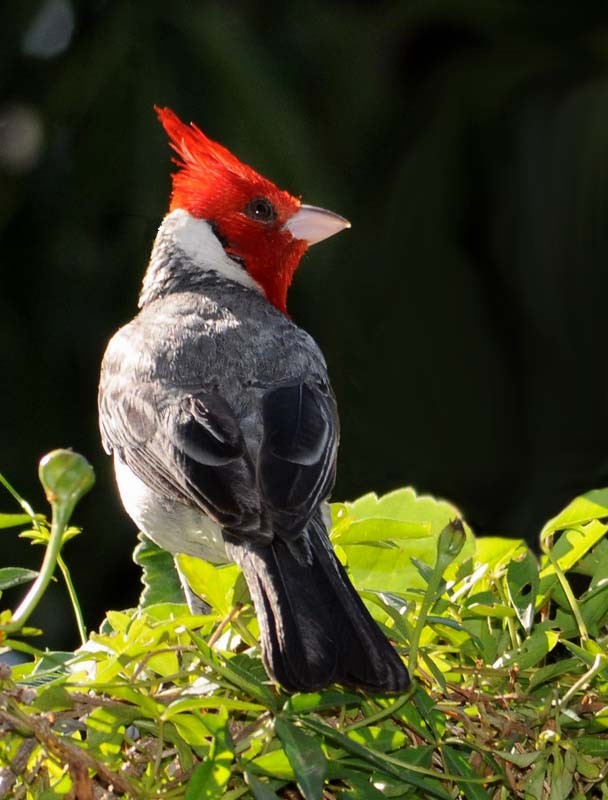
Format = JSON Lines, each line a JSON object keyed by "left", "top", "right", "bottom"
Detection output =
{"left": 139, "top": 209, "right": 263, "bottom": 308}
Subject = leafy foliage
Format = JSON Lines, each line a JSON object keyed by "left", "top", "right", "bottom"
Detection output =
{"left": 1, "top": 455, "right": 608, "bottom": 798}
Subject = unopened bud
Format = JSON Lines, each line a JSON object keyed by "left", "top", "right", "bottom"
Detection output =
{"left": 38, "top": 450, "right": 95, "bottom": 514}
{"left": 436, "top": 519, "right": 466, "bottom": 566}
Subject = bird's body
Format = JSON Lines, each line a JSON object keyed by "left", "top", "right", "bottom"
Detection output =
{"left": 102, "top": 210, "right": 332, "bottom": 564}
{"left": 99, "top": 109, "right": 409, "bottom": 693}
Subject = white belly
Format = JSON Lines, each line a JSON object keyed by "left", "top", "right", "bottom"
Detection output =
{"left": 113, "top": 455, "right": 227, "bottom": 564}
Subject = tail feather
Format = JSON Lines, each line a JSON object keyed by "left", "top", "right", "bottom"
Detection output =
{"left": 227, "top": 516, "right": 410, "bottom": 693}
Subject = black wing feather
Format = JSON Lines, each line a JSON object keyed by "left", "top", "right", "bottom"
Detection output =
{"left": 260, "top": 381, "right": 338, "bottom": 540}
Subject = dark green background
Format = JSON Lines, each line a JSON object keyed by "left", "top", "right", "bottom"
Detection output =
{"left": 3, "top": 0, "right": 608, "bottom": 646}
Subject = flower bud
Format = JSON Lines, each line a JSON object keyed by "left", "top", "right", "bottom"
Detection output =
{"left": 436, "top": 518, "right": 466, "bottom": 567}
{"left": 38, "top": 450, "right": 95, "bottom": 514}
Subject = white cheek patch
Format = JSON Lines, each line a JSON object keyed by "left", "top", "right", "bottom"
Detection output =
{"left": 159, "top": 209, "right": 263, "bottom": 292}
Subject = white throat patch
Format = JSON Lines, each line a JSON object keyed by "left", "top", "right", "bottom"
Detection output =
{"left": 157, "top": 209, "right": 263, "bottom": 292}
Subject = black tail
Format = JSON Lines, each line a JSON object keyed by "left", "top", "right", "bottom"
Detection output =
{"left": 227, "top": 516, "right": 410, "bottom": 693}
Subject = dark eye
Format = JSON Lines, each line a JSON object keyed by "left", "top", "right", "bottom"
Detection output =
{"left": 244, "top": 197, "right": 276, "bottom": 223}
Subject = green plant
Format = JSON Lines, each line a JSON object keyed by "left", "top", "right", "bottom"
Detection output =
{"left": 1, "top": 452, "right": 607, "bottom": 799}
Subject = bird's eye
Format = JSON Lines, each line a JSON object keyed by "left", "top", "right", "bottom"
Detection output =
{"left": 244, "top": 197, "right": 276, "bottom": 223}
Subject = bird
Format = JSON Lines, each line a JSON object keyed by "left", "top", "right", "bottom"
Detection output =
{"left": 98, "top": 107, "right": 410, "bottom": 693}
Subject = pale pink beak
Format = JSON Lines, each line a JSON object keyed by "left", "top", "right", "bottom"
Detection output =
{"left": 283, "top": 204, "right": 351, "bottom": 245}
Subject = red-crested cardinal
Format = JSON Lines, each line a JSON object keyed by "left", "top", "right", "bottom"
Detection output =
{"left": 98, "top": 107, "right": 409, "bottom": 692}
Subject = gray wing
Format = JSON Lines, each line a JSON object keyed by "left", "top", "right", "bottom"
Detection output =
{"left": 99, "top": 372, "right": 262, "bottom": 538}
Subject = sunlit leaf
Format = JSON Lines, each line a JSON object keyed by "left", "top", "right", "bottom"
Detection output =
{"left": 493, "top": 629, "right": 559, "bottom": 670}
{"left": 171, "top": 712, "right": 213, "bottom": 747}
{"left": 541, "top": 490, "right": 608, "bottom": 538}
{"left": 177, "top": 554, "right": 246, "bottom": 616}
{"left": 345, "top": 724, "right": 407, "bottom": 753}
{"left": 251, "top": 748, "right": 295, "bottom": 780}
{"left": 539, "top": 519, "right": 608, "bottom": 589}
{"left": 0, "top": 513, "right": 35, "bottom": 529}
{"left": 284, "top": 690, "right": 360, "bottom": 714}
{"left": 86, "top": 706, "right": 126, "bottom": 760}
{"left": 185, "top": 754, "right": 232, "bottom": 800}
{"left": 133, "top": 533, "right": 184, "bottom": 607}
{"left": 506, "top": 549, "right": 538, "bottom": 633}
{"left": 332, "top": 518, "right": 429, "bottom": 545}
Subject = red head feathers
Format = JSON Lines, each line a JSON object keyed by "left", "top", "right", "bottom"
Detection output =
{"left": 155, "top": 106, "right": 350, "bottom": 314}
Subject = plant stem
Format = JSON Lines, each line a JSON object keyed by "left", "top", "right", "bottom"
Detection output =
{"left": 409, "top": 519, "right": 466, "bottom": 674}
{"left": 559, "top": 653, "right": 604, "bottom": 710}
{"left": 544, "top": 538, "right": 589, "bottom": 643}
{"left": 5, "top": 503, "right": 69, "bottom": 633}
{"left": 57, "top": 552, "right": 87, "bottom": 645}
{"left": 495, "top": 577, "right": 520, "bottom": 649}
{"left": 0, "top": 472, "right": 37, "bottom": 519}
{"left": 344, "top": 692, "right": 412, "bottom": 731}
{"left": 408, "top": 568, "right": 442, "bottom": 674}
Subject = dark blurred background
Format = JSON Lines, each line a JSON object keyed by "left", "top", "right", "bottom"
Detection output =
{"left": 3, "top": 0, "right": 608, "bottom": 648}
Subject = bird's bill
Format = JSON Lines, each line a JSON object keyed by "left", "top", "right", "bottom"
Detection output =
{"left": 283, "top": 204, "right": 351, "bottom": 245}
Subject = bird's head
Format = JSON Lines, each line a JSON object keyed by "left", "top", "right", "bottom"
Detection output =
{"left": 155, "top": 107, "right": 350, "bottom": 314}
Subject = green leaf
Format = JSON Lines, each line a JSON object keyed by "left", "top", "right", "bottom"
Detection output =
{"left": 578, "top": 538, "right": 608, "bottom": 583}
{"left": 189, "top": 630, "right": 277, "bottom": 709}
{"left": 0, "top": 513, "right": 35, "bottom": 529}
{"left": 540, "top": 519, "right": 608, "bottom": 588}
{"left": 184, "top": 711, "right": 233, "bottom": 800}
{"left": 332, "top": 517, "right": 429, "bottom": 545}
{"left": 421, "top": 651, "right": 448, "bottom": 693}
{"left": 346, "top": 724, "right": 407, "bottom": 753}
{"left": 522, "top": 752, "right": 548, "bottom": 799}
{"left": 245, "top": 771, "right": 281, "bottom": 800}
{"left": 185, "top": 755, "right": 232, "bottom": 800}
{"left": 562, "top": 639, "right": 608, "bottom": 669}
{"left": 465, "top": 601, "right": 517, "bottom": 619}
{"left": 300, "top": 715, "right": 452, "bottom": 800}
{"left": 32, "top": 684, "right": 73, "bottom": 712}
{"left": 412, "top": 686, "right": 447, "bottom": 739}
{"left": 251, "top": 747, "right": 295, "bottom": 780}
{"left": 494, "top": 629, "right": 559, "bottom": 670}
{"left": 575, "top": 736, "right": 608, "bottom": 757}
{"left": 473, "top": 537, "right": 528, "bottom": 577}
{"left": 163, "top": 695, "right": 264, "bottom": 717}
{"left": 548, "top": 745, "right": 576, "bottom": 800}
{"left": 506, "top": 549, "right": 538, "bottom": 633}
{"left": 177, "top": 554, "right": 246, "bottom": 615}
{"left": 284, "top": 690, "right": 361, "bottom": 714}
{"left": 581, "top": 579, "right": 608, "bottom": 634}
{"left": 541, "top": 489, "right": 608, "bottom": 538}
{"left": 442, "top": 745, "right": 492, "bottom": 800}
{"left": 133, "top": 533, "right": 184, "bottom": 607}
{"left": 171, "top": 713, "right": 213, "bottom": 747}
{"left": 0, "top": 567, "right": 38, "bottom": 590}
{"left": 31, "top": 650, "right": 74, "bottom": 673}
{"left": 331, "top": 489, "right": 473, "bottom": 593}
{"left": 336, "top": 773, "right": 387, "bottom": 800}
{"left": 275, "top": 717, "right": 326, "bottom": 800}
{"left": 528, "top": 658, "right": 583, "bottom": 690}
{"left": 86, "top": 707, "right": 126, "bottom": 760}
{"left": 494, "top": 750, "right": 542, "bottom": 768}
{"left": 576, "top": 752, "right": 602, "bottom": 780}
